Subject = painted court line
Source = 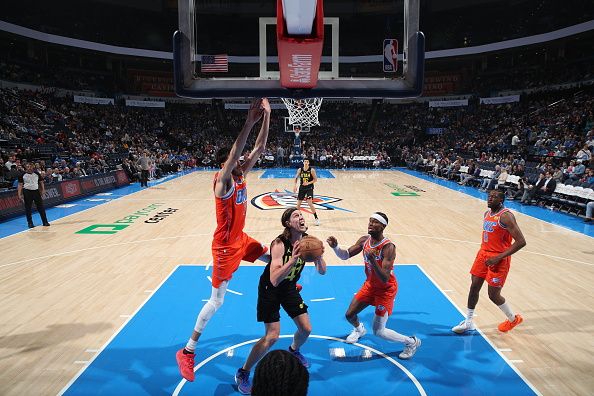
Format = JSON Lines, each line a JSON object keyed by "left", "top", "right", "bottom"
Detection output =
{"left": 415, "top": 264, "right": 542, "bottom": 396}
{"left": 398, "top": 169, "right": 593, "bottom": 239}
{"left": 206, "top": 276, "right": 243, "bottom": 295}
{"left": 172, "top": 334, "right": 427, "bottom": 396}
{"left": 0, "top": 169, "right": 198, "bottom": 242}
{"left": 84, "top": 349, "right": 99, "bottom": 353}
{"left": 73, "top": 361, "right": 88, "bottom": 365}
{"left": 311, "top": 297, "right": 336, "bottom": 302}
{"left": 58, "top": 265, "right": 181, "bottom": 396}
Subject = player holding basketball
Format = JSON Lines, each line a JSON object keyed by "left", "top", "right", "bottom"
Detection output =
{"left": 294, "top": 158, "right": 320, "bottom": 225}
{"left": 235, "top": 208, "right": 326, "bottom": 394}
{"left": 327, "top": 212, "right": 421, "bottom": 360}
{"left": 176, "top": 98, "right": 272, "bottom": 382}
{"left": 452, "top": 190, "right": 526, "bottom": 334}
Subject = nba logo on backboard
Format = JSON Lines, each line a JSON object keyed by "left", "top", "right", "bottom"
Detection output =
{"left": 383, "top": 39, "right": 398, "bottom": 72}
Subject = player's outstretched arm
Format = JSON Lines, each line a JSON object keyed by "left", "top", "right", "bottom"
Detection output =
{"left": 485, "top": 211, "right": 526, "bottom": 266}
{"left": 326, "top": 236, "right": 366, "bottom": 260}
{"left": 269, "top": 239, "right": 301, "bottom": 287}
{"left": 241, "top": 98, "right": 271, "bottom": 175}
{"left": 215, "top": 99, "right": 263, "bottom": 197}
{"left": 293, "top": 168, "right": 301, "bottom": 192}
{"left": 314, "top": 246, "right": 327, "bottom": 275}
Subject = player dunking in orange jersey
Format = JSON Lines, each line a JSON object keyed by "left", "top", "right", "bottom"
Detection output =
{"left": 176, "top": 98, "right": 272, "bottom": 382}
{"left": 452, "top": 189, "right": 527, "bottom": 334}
{"left": 327, "top": 212, "right": 421, "bottom": 360}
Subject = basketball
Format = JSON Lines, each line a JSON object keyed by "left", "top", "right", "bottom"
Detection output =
{"left": 299, "top": 235, "right": 324, "bottom": 262}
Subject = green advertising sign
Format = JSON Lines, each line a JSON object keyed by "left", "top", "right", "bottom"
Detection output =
{"left": 384, "top": 183, "right": 419, "bottom": 196}
{"left": 76, "top": 203, "right": 165, "bottom": 234}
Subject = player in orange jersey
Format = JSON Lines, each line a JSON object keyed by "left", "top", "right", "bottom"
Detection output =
{"left": 176, "top": 98, "right": 272, "bottom": 382}
{"left": 452, "top": 189, "right": 527, "bottom": 334}
{"left": 327, "top": 212, "right": 421, "bottom": 360}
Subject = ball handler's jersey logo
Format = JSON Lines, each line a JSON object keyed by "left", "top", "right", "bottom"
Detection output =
{"left": 251, "top": 189, "right": 353, "bottom": 212}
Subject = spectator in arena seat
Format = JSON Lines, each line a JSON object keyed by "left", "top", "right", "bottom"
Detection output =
{"left": 522, "top": 172, "right": 556, "bottom": 204}
{"left": 511, "top": 133, "right": 520, "bottom": 150}
{"left": 569, "top": 160, "right": 586, "bottom": 180}
{"left": 552, "top": 167, "right": 563, "bottom": 183}
{"left": 585, "top": 201, "right": 594, "bottom": 223}
{"left": 580, "top": 168, "right": 594, "bottom": 185}
{"left": 51, "top": 168, "right": 62, "bottom": 183}
{"left": 480, "top": 165, "right": 500, "bottom": 191}
{"left": 459, "top": 163, "right": 481, "bottom": 186}
{"left": 495, "top": 167, "right": 509, "bottom": 189}
{"left": 576, "top": 144, "right": 592, "bottom": 162}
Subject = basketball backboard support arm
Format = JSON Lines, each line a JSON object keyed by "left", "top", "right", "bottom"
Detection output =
{"left": 173, "top": 0, "right": 424, "bottom": 99}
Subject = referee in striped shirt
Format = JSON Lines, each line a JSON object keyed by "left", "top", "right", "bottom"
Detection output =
{"left": 18, "top": 163, "right": 50, "bottom": 228}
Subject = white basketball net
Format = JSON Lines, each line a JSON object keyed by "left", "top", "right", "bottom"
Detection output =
{"left": 281, "top": 97, "right": 323, "bottom": 128}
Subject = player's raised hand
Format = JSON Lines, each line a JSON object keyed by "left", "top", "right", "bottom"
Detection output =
{"left": 326, "top": 236, "right": 338, "bottom": 248}
{"left": 261, "top": 98, "right": 271, "bottom": 115}
{"left": 246, "top": 98, "right": 264, "bottom": 124}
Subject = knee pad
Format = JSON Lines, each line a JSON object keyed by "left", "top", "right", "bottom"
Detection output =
{"left": 209, "top": 296, "right": 224, "bottom": 310}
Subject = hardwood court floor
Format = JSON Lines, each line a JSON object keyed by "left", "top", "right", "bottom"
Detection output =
{"left": 0, "top": 170, "right": 592, "bottom": 396}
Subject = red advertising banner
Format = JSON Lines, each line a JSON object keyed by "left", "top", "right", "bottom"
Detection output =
{"left": 61, "top": 180, "right": 82, "bottom": 199}
{"left": 423, "top": 72, "right": 463, "bottom": 96}
{"left": 0, "top": 170, "right": 130, "bottom": 222}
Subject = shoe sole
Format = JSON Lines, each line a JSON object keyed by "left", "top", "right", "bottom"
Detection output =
{"left": 176, "top": 353, "right": 195, "bottom": 382}
{"left": 399, "top": 338, "right": 421, "bottom": 359}
{"left": 452, "top": 326, "right": 475, "bottom": 334}
{"left": 234, "top": 375, "right": 251, "bottom": 395}
{"left": 499, "top": 317, "right": 523, "bottom": 332}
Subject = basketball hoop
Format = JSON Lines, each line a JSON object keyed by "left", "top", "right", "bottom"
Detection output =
{"left": 281, "top": 97, "right": 323, "bottom": 128}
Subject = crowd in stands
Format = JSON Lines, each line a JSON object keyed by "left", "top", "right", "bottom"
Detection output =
{"left": 0, "top": 88, "right": 198, "bottom": 190}
{"left": 2, "top": 79, "right": 593, "bottom": 220}
{"left": 404, "top": 89, "right": 594, "bottom": 220}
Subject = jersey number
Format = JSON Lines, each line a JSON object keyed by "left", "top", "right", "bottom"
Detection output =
{"left": 483, "top": 232, "right": 488, "bottom": 243}
{"left": 236, "top": 188, "right": 247, "bottom": 204}
{"left": 285, "top": 261, "right": 304, "bottom": 281}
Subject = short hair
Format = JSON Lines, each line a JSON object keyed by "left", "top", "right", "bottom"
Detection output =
{"left": 252, "top": 350, "right": 309, "bottom": 396}
{"left": 374, "top": 211, "right": 389, "bottom": 225}
{"left": 491, "top": 189, "right": 505, "bottom": 200}
{"left": 215, "top": 147, "right": 231, "bottom": 167}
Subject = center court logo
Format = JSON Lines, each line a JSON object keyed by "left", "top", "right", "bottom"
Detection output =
{"left": 251, "top": 190, "right": 353, "bottom": 212}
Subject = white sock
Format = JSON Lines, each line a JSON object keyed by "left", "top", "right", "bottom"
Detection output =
{"left": 372, "top": 314, "right": 414, "bottom": 345}
{"left": 355, "top": 323, "right": 365, "bottom": 332}
{"left": 466, "top": 308, "right": 475, "bottom": 322}
{"left": 185, "top": 338, "right": 197, "bottom": 352}
{"left": 498, "top": 302, "right": 516, "bottom": 321}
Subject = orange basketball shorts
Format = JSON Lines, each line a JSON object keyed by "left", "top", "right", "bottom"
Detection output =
{"left": 470, "top": 249, "right": 511, "bottom": 287}
{"left": 211, "top": 233, "right": 268, "bottom": 288}
{"left": 354, "top": 280, "right": 398, "bottom": 316}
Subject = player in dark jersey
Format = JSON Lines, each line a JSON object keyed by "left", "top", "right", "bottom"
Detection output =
{"left": 293, "top": 159, "right": 320, "bottom": 225}
{"left": 234, "top": 208, "right": 327, "bottom": 394}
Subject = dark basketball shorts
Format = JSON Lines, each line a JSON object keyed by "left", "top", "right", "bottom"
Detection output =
{"left": 297, "top": 186, "right": 314, "bottom": 201}
{"left": 257, "top": 283, "right": 309, "bottom": 323}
